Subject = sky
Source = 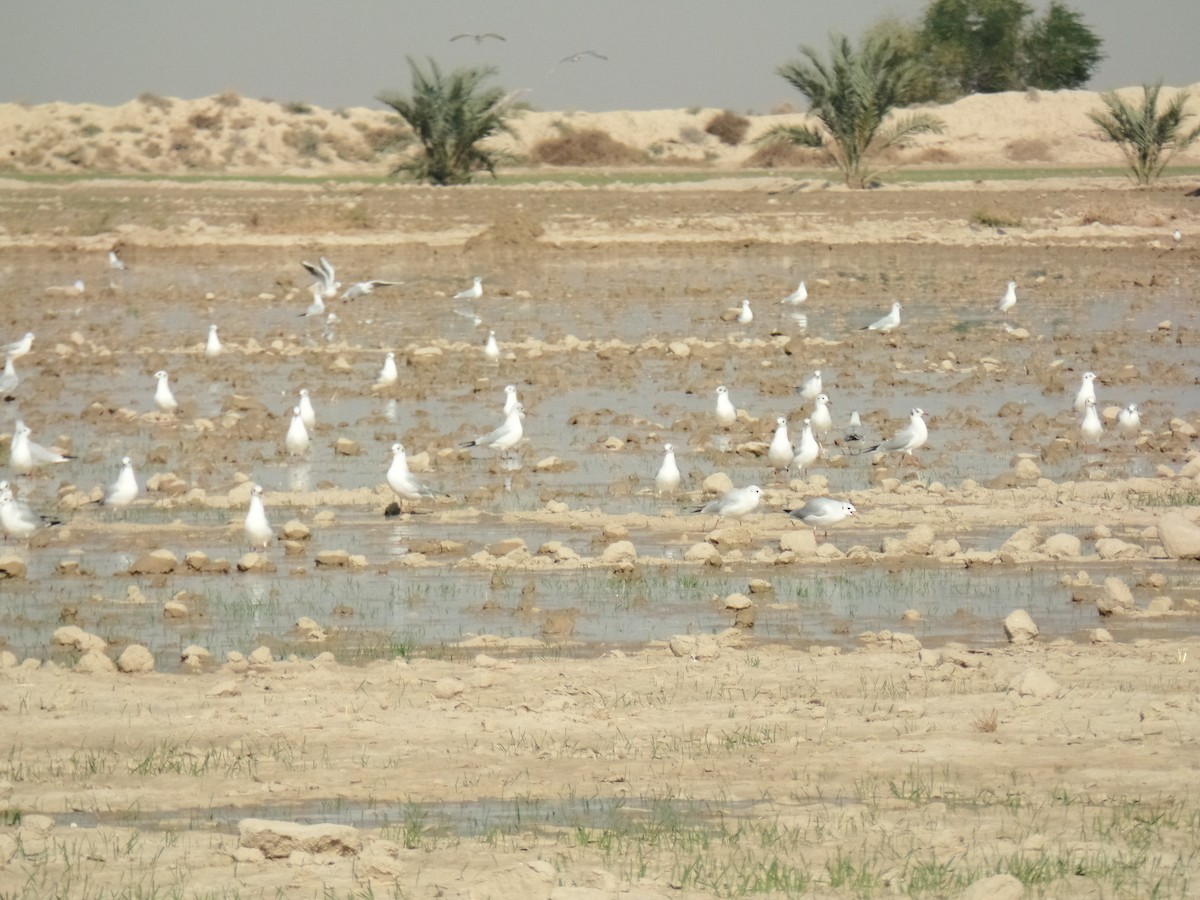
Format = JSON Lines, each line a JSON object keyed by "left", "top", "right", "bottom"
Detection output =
{"left": 2, "top": 1, "right": 1198, "bottom": 114}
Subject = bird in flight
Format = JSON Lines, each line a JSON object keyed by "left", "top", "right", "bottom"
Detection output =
{"left": 451, "top": 32, "right": 505, "bottom": 43}
{"left": 560, "top": 50, "right": 607, "bottom": 63}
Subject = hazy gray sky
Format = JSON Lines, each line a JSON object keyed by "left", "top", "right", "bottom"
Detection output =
{"left": 2, "top": 1, "right": 1197, "bottom": 113}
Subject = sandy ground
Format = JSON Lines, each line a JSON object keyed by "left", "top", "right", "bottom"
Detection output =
{"left": 1, "top": 172, "right": 1200, "bottom": 896}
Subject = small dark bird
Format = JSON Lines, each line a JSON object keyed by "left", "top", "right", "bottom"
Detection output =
{"left": 451, "top": 32, "right": 505, "bottom": 43}
{"left": 560, "top": 50, "right": 607, "bottom": 63}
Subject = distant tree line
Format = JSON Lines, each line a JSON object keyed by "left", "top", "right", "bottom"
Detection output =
{"left": 866, "top": 0, "right": 1104, "bottom": 103}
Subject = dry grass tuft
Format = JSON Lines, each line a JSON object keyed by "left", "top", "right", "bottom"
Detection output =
{"left": 532, "top": 128, "right": 646, "bottom": 166}
{"left": 705, "top": 110, "right": 751, "bottom": 146}
{"left": 973, "top": 709, "right": 999, "bottom": 733}
{"left": 743, "top": 142, "right": 824, "bottom": 168}
{"left": 1006, "top": 138, "right": 1055, "bottom": 162}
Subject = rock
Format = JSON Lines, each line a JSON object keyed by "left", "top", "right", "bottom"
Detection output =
{"left": 488, "top": 538, "right": 527, "bottom": 557}
{"left": 282, "top": 520, "right": 311, "bottom": 540}
{"left": 962, "top": 873, "right": 1025, "bottom": 900}
{"left": 163, "top": 600, "right": 189, "bottom": 619}
{"left": 75, "top": 649, "right": 116, "bottom": 674}
{"left": 600, "top": 540, "right": 637, "bottom": 563}
{"left": 181, "top": 645, "right": 211, "bottom": 664}
{"left": 0, "top": 554, "right": 27, "bottom": 579}
{"left": 1013, "top": 458, "right": 1041, "bottom": 479}
{"left": 780, "top": 530, "right": 818, "bottom": 555}
{"left": 723, "top": 592, "right": 752, "bottom": 610}
{"left": 684, "top": 542, "right": 720, "bottom": 564}
{"left": 236, "top": 552, "right": 275, "bottom": 572}
{"left": 238, "top": 819, "right": 361, "bottom": 859}
{"left": 1096, "top": 577, "right": 1135, "bottom": 616}
{"left": 1147, "top": 596, "right": 1173, "bottom": 613}
{"left": 1003, "top": 609, "right": 1039, "bottom": 644}
{"left": 333, "top": 438, "right": 362, "bottom": 456}
{"left": 1089, "top": 628, "right": 1113, "bottom": 643}
{"left": 247, "top": 646, "right": 273, "bottom": 668}
{"left": 433, "top": 677, "right": 464, "bottom": 699}
{"left": 315, "top": 549, "right": 350, "bottom": 568}
{"left": 116, "top": 644, "right": 155, "bottom": 674}
{"left": 669, "top": 634, "right": 720, "bottom": 660}
{"left": 668, "top": 341, "right": 690, "bottom": 358}
{"left": 1040, "top": 533, "right": 1081, "bottom": 559}
{"left": 1158, "top": 512, "right": 1200, "bottom": 559}
{"left": 748, "top": 579, "right": 773, "bottom": 594}
{"left": 701, "top": 472, "right": 734, "bottom": 495}
{"left": 706, "top": 527, "right": 752, "bottom": 547}
{"left": 52, "top": 626, "right": 106, "bottom": 653}
{"left": 1009, "top": 668, "right": 1058, "bottom": 699}
{"left": 1095, "top": 537, "right": 1142, "bottom": 559}
{"left": 128, "top": 548, "right": 178, "bottom": 575}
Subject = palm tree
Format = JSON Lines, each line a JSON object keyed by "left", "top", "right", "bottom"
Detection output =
{"left": 377, "top": 58, "right": 524, "bottom": 185}
{"left": 1089, "top": 82, "right": 1200, "bottom": 186}
{"left": 762, "top": 34, "right": 944, "bottom": 188}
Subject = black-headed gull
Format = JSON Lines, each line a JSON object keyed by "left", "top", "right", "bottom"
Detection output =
{"left": 792, "top": 418, "right": 820, "bottom": 476}
{"left": 386, "top": 443, "right": 449, "bottom": 512}
{"left": 10, "top": 421, "right": 75, "bottom": 476}
{"left": 302, "top": 257, "right": 340, "bottom": 299}
{"left": 244, "top": 484, "right": 273, "bottom": 551}
{"left": 844, "top": 410, "right": 864, "bottom": 443}
{"left": 1117, "top": 403, "right": 1140, "bottom": 435}
{"left": 655, "top": 443, "right": 681, "bottom": 494}
{"left": 694, "top": 484, "right": 762, "bottom": 523}
{"left": 868, "top": 408, "right": 929, "bottom": 464}
{"left": 0, "top": 480, "right": 61, "bottom": 540}
{"left": 767, "top": 417, "right": 793, "bottom": 475}
{"left": 810, "top": 393, "right": 833, "bottom": 437}
{"left": 1073, "top": 372, "right": 1097, "bottom": 413}
{"left": 341, "top": 279, "right": 402, "bottom": 301}
{"left": 786, "top": 497, "right": 856, "bottom": 540}
{"left": 715, "top": 385, "right": 736, "bottom": 428}
{"left": 153, "top": 370, "right": 178, "bottom": 413}
{"left": 284, "top": 406, "right": 310, "bottom": 456}
{"left": 461, "top": 403, "right": 524, "bottom": 456}
{"left": 797, "top": 369, "right": 822, "bottom": 401}
{"left": 99, "top": 457, "right": 139, "bottom": 508}
{"left": 454, "top": 276, "right": 483, "bottom": 301}
{"left": 997, "top": 281, "right": 1017, "bottom": 313}
{"left": 780, "top": 280, "right": 807, "bottom": 305}
{"left": 1080, "top": 399, "right": 1103, "bottom": 445}
{"left": 864, "top": 301, "right": 902, "bottom": 332}
{"left": 205, "top": 324, "right": 222, "bottom": 358}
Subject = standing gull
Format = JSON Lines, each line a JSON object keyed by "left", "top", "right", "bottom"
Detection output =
{"left": 502, "top": 383, "right": 520, "bottom": 415}
{"left": 284, "top": 406, "right": 310, "bottom": 456}
{"left": 792, "top": 418, "right": 820, "bottom": 478}
{"left": 737, "top": 299, "right": 753, "bottom": 324}
{"left": 98, "top": 456, "right": 139, "bottom": 508}
{"left": 797, "top": 369, "right": 822, "bottom": 401}
{"left": 454, "top": 276, "right": 483, "bottom": 301}
{"left": 377, "top": 351, "right": 398, "bottom": 387}
{"left": 298, "top": 389, "right": 317, "bottom": 430}
{"left": 299, "top": 284, "right": 326, "bottom": 318}
{"left": 205, "top": 324, "right": 223, "bottom": 358}
{"left": 780, "top": 280, "right": 808, "bottom": 305}
{"left": 0, "top": 355, "right": 17, "bottom": 397}
{"left": 153, "top": 370, "right": 178, "bottom": 414}
{"left": 2, "top": 332, "right": 33, "bottom": 360}
{"left": 997, "top": 280, "right": 1017, "bottom": 313}
{"left": 809, "top": 393, "right": 833, "bottom": 438}
{"left": 715, "top": 385, "right": 737, "bottom": 428}
{"left": 484, "top": 330, "right": 501, "bottom": 363}
{"left": 868, "top": 408, "right": 929, "bottom": 465}
{"left": 786, "top": 498, "right": 856, "bottom": 541}
{"left": 694, "top": 484, "right": 762, "bottom": 527}
{"left": 1117, "top": 403, "right": 1141, "bottom": 436}
{"left": 461, "top": 403, "right": 525, "bottom": 458}
{"left": 1073, "top": 372, "right": 1097, "bottom": 413}
{"left": 864, "top": 301, "right": 902, "bottom": 332}
{"left": 108, "top": 249, "right": 125, "bottom": 271}
{"left": 244, "top": 484, "right": 273, "bottom": 551}
{"left": 10, "top": 422, "right": 75, "bottom": 476}
{"left": 386, "top": 443, "right": 449, "bottom": 512}
{"left": 767, "top": 417, "right": 793, "bottom": 477}
{"left": 1080, "top": 399, "right": 1103, "bottom": 446}
{"left": 0, "top": 480, "right": 61, "bottom": 541}
{"left": 655, "top": 443, "right": 681, "bottom": 495}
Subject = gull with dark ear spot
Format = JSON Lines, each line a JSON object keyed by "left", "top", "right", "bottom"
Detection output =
{"left": 386, "top": 443, "right": 450, "bottom": 514}
{"left": 786, "top": 497, "right": 856, "bottom": 542}
{"left": 0, "top": 480, "right": 62, "bottom": 541}
{"left": 693, "top": 484, "right": 762, "bottom": 529}
{"left": 868, "top": 408, "right": 929, "bottom": 465}
{"left": 10, "top": 421, "right": 75, "bottom": 476}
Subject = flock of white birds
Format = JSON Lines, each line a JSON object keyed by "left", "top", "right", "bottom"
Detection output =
{"left": 0, "top": 257, "right": 1142, "bottom": 551}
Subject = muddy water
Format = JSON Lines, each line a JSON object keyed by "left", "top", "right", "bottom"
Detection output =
{"left": 3, "top": 241, "right": 1200, "bottom": 667}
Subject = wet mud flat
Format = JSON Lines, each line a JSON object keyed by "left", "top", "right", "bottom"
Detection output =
{"left": 1, "top": 176, "right": 1200, "bottom": 897}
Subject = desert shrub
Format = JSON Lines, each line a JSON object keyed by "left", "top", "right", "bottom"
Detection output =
{"left": 356, "top": 124, "right": 408, "bottom": 155}
{"left": 111, "top": 123, "right": 143, "bottom": 134}
{"left": 188, "top": 109, "right": 223, "bottom": 131}
{"left": 138, "top": 92, "right": 173, "bottom": 112}
{"left": 214, "top": 90, "right": 242, "bottom": 108}
{"left": 230, "top": 115, "right": 254, "bottom": 130}
{"left": 906, "top": 146, "right": 959, "bottom": 164}
{"left": 971, "top": 209, "right": 1022, "bottom": 228}
{"left": 532, "top": 128, "right": 645, "bottom": 165}
{"left": 743, "top": 141, "right": 822, "bottom": 168}
{"left": 93, "top": 145, "right": 118, "bottom": 169}
{"left": 282, "top": 101, "right": 313, "bottom": 115}
{"left": 679, "top": 126, "right": 706, "bottom": 144}
{"left": 1005, "top": 138, "right": 1054, "bottom": 162}
{"left": 705, "top": 110, "right": 751, "bottom": 146}
{"left": 282, "top": 127, "right": 324, "bottom": 158}
{"left": 80, "top": 123, "right": 102, "bottom": 138}
{"left": 141, "top": 141, "right": 162, "bottom": 159}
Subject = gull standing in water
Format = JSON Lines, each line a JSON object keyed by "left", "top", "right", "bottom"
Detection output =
{"left": 655, "top": 443, "right": 681, "bottom": 495}
{"left": 864, "top": 301, "right": 902, "bottom": 332}
{"left": 737, "top": 299, "right": 753, "bottom": 324}
{"left": 153, "top": 370, "right": 178, "bottom": 414}
{"left": 502, "top": 384, "right": 520, "bottom": 415}
{"left": 715, "top": 385, "right": 737, "bottom": 428}
{"left": 780, "top": 280, "right": 807, "bottom": 305}
{"left": 298, "top": 389, "right": 316, "bottom": 430}
{"left": 386, "top": 443, "right": 449, "bottom": 513}
{"left": 98, "top": 456, "right": 139, "bottom": 508}
{"left": 786, "top": 497, "right": 856, "bottom": 541}
{"left": 997, "top": 280, "right": 1017, "bottom": 314}
{"left": 1080, "top": 399, "right": 1103, "bottom": 446}
{"left": 284, "top": 406, "right": 310, "bottom": 456}
{"left": 484, "top": 330, "right": 501, "bottom": 363}
{"left": 2, "top": 332, "right": 33, "bottom": 360}
{"left": 810, "top": 393, "right": 833, "bottom": 438}
{"left": 461, "top": 403, "right": 525, "bottom": 458}
{"left": 797, "top": 369, "right": 822, "bottom": 401}
{"left": 1117, "top": 403, "right": 1141, "bottom": 436}
{"left": 302, "top": 257, "right": 340, "bottom": 299}
{"left": 767, "top": 417, "right": 793, "bottom": 477}
{"left": 341, "top": 279, "right": 402, "bottom": 301}
{"left": 1073, "top": 372, "right": 1097, "bottom": 413}
{"left": 0, "top": 480, "right": 60, "bottom": 541}
{"left": 454, "top": 276, "right": 483, "bottom": 301}
{"left": 205, "top": 324, "right": 223, "bottom": 358}
{"left": 0, "top": 355, "right": 17, "bottom": 397}
{"left": 792, "top": 418, "right": 820, "bottom": 478}
{"left": 244, "top": 484, "right": 273, "bottom": 551}
{"left": 868, "top": 408, "right": 929, "bottom": 465}
{"left": 694, "top": 484, "right": 762, "bottom": 527}
{"left": 377, "top": 351, "right": 399, "bottom": 387}
{"left": 10, "top": 421, "right": 75, "bottom": 476}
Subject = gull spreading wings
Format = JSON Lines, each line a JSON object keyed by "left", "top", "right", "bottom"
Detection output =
{"left": 559, "top": 50, "right": 607, "bottom": 64}
{"left": 451, "top": 32, "right": 505, "bottom": 43}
